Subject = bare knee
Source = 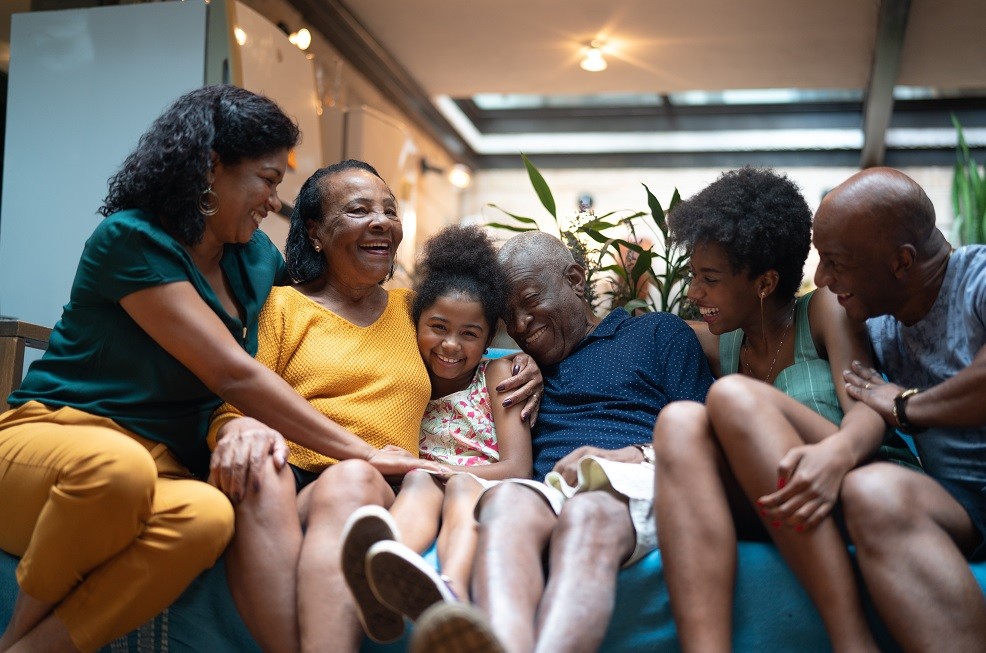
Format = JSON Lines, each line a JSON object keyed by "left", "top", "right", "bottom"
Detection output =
{"left": 477, "top": 484, "right": 545, "bottom": 531}
{"left": 444, "top": 474, "right": 481, "bottom": 503}
{"left": 653, "top": 401, "right": 714, "bottom": 472}
{"left": 841, "top": 465, "right": 915, "bottom": 550}
{"left": 555, "top": 493, "right": 633, "bottom": 563}
{"left": 306, "top": 459, "right": 391, "bottom": 520}
{"left": 402, "top": 468, "right": 441, "bottom": 495}
{"left": 706, "top": 375, "right": 764, "bottom": 422}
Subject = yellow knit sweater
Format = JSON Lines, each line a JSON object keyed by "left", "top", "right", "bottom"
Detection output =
{"left": 209, "top": 286, "right": 430, "bottom": 472}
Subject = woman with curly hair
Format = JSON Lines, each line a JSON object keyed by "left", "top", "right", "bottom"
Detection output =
{"left": 208, "top": 169, "right": 539, "bottom": 652}
{"left": 651, "top": 167, "right": 913, "bottom": 652}
{"left": 0, "top": 86, "right": 431, "bottom": 653}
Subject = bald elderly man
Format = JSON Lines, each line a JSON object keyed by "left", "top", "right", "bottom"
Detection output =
{"left": 813, "top": 167, "right": 986, "bottom": 651}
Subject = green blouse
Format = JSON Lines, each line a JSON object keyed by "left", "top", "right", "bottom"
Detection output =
{"left": 719, "top": 291, "right": 843, "bottom": 424}
{"left": 9, "top": 209, "right": 286, "bottom": 477}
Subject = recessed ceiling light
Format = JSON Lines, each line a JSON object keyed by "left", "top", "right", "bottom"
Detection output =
{"left": 580, "top": 40, "right": 607, "bottom": 72}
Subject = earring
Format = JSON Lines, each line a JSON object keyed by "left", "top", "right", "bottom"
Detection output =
{"left": 197, "top": 185, "right": 219, "bottom": 216}
{"left": 311, "top": 241, "right": 321, "bottom": 253}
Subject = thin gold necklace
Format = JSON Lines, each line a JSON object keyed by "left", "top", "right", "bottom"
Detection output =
{"left": 742, "top": 303, "right": 795, "bottom": 384}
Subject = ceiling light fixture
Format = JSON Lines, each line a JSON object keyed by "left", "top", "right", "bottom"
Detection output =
{"left": 580, "top": 40, "right": 607, "bottom": 72}
{"left": 288, "top": 28, "right": 312, "bottom": 51}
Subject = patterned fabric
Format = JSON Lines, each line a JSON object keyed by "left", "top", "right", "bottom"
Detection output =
{"left": 7, "top": 209, "right": 286, "bottom": 478}
{"left": 867, "top": 245, "right": 986, "bottom": 489}
{"left": 209, "top": 286, "right": 431, "bottom": 472}
{"left": 420, "top": 360, "right": 499, "bottom": 466}
{"left": 719, "top": 291, "right": 843, "bottom": 424}
{"left": 533, "top": 309, "right": 714, "bottom": 481}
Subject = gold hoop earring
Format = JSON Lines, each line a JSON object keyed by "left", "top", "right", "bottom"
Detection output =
{"left": 197, "top": 185, "right": 219, "bottom": 216}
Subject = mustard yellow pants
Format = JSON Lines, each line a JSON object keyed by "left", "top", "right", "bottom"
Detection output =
{"left": 0, "top": 402, "right": 234, "bottom": 652}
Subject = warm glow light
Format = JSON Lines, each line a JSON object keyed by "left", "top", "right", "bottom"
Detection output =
{"left": 288, "top": 28, "right": 311, "bottom": 51}
{"left": 448, "top": 164, "right": 472, "bottom": 189}
{"left": 234, "top": 27, "right": 247, "bottom": 46}
{"left": 580, "top": 40, "right": 607, "bottom": 72}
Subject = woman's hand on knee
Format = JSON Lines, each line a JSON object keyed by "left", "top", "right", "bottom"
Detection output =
{"left": 366, "top": 445, "right": 447, "bottom": 481}
{"left": 209, "top": 417, "right": 289, "bottom": 503}
{"left": 757, "top": 438, "right": 852, "bottom": 531}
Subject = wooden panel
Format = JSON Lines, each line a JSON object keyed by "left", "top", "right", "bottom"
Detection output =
{"left": 0, "top": 320, "right": 51, "bottom": 412}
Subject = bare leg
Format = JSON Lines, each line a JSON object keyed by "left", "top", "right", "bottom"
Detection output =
{"left": 435, "top": 474, "right": 484, "bottom": 596}
{"left": 0, "top": 592, "right": 63, "bottom": 653}
{"left": 296, "top": 460, "right": 396, "bottom": 653}
{"left": 534, "top": 492, "right": 636, "bottom": 653}
{"left": 390, "top": 470, "right": 445, "bottom": 553}
{"left": 2, "top": 613, "right": 77, "bottom": 653}
{"left": 707, "top": 376, "right": 878, "bottom": 653}
{"left": 842, "top": 464, "right": 986, "bottom": 653}
{"left": 225, "top": 458, "right": 302, "bottom": 653}
{"left": 473, "top": 484, "right": 556, "bottom": 653}
{"left": 653, "top": 401, "right": 746, "bottom": 653}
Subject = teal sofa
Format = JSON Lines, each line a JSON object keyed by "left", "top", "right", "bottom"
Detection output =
{"left": 4, "top": 542, "right": 986, "bottom": 652}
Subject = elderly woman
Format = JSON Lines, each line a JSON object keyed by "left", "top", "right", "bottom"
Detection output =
{"left": 0, "top": 86, "right": 431, "bottom": 653}
{"left": 208, "top": 160, "right": 539, "bottom": 653}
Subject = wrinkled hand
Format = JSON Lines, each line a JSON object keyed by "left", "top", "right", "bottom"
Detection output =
{"left": 552, "top": 445, "right": 641, "bottom": 487}
{"left": 208, "top": 417, "right": 288, "bottom": 503}
{"left": 757, "top": 438, "right": 853, "bottom": 532}
{"left": 366, "top": 445, "right": 447, "bottom": 480}
{"left": 843, "top": 360, "right": 901, "bottom": 426}
{"left": 495, "top": 353, "right": 544, "bottom": 424}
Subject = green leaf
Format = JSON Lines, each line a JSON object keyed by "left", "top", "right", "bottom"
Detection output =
{"left": 623, "top": 299, "right": 652, "bottom": 313}
{"left": 521, "top": 153, "right": 556, "bottom": 219}
{"left": 642, "top": 183, "right": 666, "bottom": 233}
{"left": 486, "top": 204, "right": 540, "bottom": 225}
{"left": 486, "top": 222, "right": 539, "bottom": 234}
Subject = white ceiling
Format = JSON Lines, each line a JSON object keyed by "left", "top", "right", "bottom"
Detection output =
{"left": 340, "top": 0, "right": 986, "bottom": 97}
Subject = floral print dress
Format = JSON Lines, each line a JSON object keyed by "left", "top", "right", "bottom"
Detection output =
{"left": 419, "top": 360, "right": 499, "bottom": 466}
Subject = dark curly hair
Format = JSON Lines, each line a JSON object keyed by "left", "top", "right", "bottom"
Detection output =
{"left": 285, "top": 160, "right": 386, "bottom": 283}
{"left": 100, "top": 85, "right": 300, "bottom": 245}
{"left": 667, "top": 167, "right": 811, "bottom": 299}
{"left": 412, "top": 225, "right": 507, "bottom": 346}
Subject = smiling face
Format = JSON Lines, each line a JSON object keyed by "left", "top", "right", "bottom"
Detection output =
{"left": 417, "top": 292, "right": 491, "bottom": 397}
{"left": 308, "top": 168, "right": 402, "bottom": 286}
{"left": 686, "top": 242, "right": 761, "bottom": 335}
{"left": 503, "top": 262, "right": 590, "bottom": 366}
{"left": 207, "top": 149, "right": 288, "bottom": 244}
{"left": 812, "top": 198, "right": 898, "bottom": 322}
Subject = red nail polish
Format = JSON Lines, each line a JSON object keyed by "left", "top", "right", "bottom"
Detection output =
{"left": 759, "top": 509, "right": 767, "bottom": 517}
{"left": 778, "top": 478, "right": 786, "bottom": 489}
{"left": 771, "top": 521, "right": 781, "bottom": 529}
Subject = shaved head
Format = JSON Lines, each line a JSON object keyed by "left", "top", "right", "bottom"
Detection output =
{"left": 817, "top": 167, "right": 938, "bottom": 255}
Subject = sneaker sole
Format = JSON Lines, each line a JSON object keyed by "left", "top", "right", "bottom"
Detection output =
{"left": 409, "top": 602, "right": 505, "bottom": 653}
{"left": 367, "top": 540, "right": 457, "bottom": 621}
{"left": 339, "top": 506, "right": 405, "bottom": 643}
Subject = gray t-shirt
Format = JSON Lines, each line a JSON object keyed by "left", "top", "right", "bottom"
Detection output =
{"left": 867, "top": 245, "right": 986, "bottom": 488}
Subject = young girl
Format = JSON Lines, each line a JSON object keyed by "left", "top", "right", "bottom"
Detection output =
{"left": 340, "top": 224, "right": 534, "bottom": 641}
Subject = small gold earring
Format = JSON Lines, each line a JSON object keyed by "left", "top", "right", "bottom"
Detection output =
{"left": 312, "top": 241, "right": 321, "bottom": 253}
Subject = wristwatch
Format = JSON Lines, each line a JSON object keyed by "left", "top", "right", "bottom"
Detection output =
{"left": 633, "top": 443, "right": 656, "bottom": 466}
{"left": 892, "top": 387, "right": 922, "bottom": 433}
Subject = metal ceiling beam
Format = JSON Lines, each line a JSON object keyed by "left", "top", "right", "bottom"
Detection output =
{"left": 860, "top": 0, "right": 912, "bottom": 168}
{"left": 286, "top": 0, "right": 478, "bottom": 168}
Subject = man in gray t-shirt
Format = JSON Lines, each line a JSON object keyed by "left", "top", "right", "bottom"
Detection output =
{"left": 813, "top": 167, "right": 986, "bottom": 652}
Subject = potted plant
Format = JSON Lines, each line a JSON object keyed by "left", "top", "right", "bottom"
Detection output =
{"left": 951, "top": 114, "right": 986, "bottom": 245}
{"left": 487, "top": 154, "right": 695, "bottom": 318}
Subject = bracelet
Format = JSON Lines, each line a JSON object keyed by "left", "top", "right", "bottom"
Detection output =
{"left": 892, "top": 387, "right": 922, "bottom": 433}
{"left": 633, "top": 443, "right": 656, "bottom": 466}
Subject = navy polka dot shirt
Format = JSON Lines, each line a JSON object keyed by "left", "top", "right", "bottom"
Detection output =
{"left": 533, "top": 308, "right": 714, "bottom": 480}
